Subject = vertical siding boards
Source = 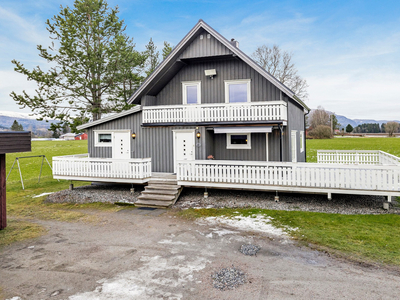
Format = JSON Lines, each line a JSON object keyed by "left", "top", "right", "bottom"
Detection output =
{"left": 156, "top": 59, "right": 282, "bottom": 106}
{"left": 213, "top": 133, "right": 266, "bottom": 161}
{"left": 180, "top": 29, "right": 233, "bottom": 59}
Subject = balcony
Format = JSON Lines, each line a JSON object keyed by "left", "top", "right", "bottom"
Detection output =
{"left": 142, "top": 101, "right": 287, "bottom": 125}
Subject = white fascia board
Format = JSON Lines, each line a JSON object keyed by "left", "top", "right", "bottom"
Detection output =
{"left": 77, "top": 106, "right": 142, "bottom": 130}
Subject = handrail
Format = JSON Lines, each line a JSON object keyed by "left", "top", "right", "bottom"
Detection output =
{"left": 317, "top": 150, "right": 400, "bottom": 166}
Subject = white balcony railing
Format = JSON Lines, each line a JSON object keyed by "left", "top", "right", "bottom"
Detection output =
{"left": 317, "top": 150, "right": 400, "bottom": 166}
{"left": 177, "top": 160, "right": 400, "bottom": 196}
{"left": 142, "top": 101, "right": 287, "bottom": 124}
{"left": 53, "top": 154, "right": 152, "bottom": 182}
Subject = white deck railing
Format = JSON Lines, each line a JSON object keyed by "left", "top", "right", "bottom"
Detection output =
{"left": 177, "top": 160, "right": 400, "bottom": 194}
{"left": 142, "top": 101, "right": 287, "bottom": 124}
{"left": 53, "top": 155, "right": 152, "bottom": 180}
{"left": 317, "top": 150, "right": 400, "bottom": 166}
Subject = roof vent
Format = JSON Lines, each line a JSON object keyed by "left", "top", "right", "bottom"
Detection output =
{"left": 230, "top": 38, "right": 239, "bottom": 48}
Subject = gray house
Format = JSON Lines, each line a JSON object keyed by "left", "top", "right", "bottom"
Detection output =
{"left": 78, "top": 20, "right": 309, "bottom": 169}
{"left": 54, "top": 20, "right": 311, "bottom": 207}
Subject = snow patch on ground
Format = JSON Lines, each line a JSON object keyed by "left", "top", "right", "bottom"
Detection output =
{"left": 158, "top": 239, "right": 189, "bottom": 246}
{"left": 199, "top": 215, "right": 295, "bottom": 237}
{"left": 69, "top": 237, "right": 212, "bottom": 300}
{"left": 32, "top": 192, "right": 53, "bottom": 198}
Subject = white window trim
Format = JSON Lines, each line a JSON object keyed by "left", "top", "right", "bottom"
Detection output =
{"left": 300, "top": 131, "right": 305, "bottom": 153}
{"left": 226, "top": 133, "right": 251, "bottom": 149}
{"left": 182, "top": 81, "right": 201, "bottom": 104}
{"left": 94, "top": 130, "right": 131, "bottom": 147}
{"left": 224, "top": 79, "right": 251, "bottom": 103}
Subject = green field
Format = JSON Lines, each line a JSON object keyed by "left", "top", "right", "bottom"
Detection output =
{"left": 2, "top": 137, "right": 400, "bottom": 268}
{"left": 307, "top": 137, "right": 400, "bottom": 162}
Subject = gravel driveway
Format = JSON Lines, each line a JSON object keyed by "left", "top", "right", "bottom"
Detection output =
{"left": 1, "top": 203, "right": 400, "bottom": 299}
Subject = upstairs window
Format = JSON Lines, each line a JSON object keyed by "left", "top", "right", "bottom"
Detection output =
{"left": 225, "top": 79, "right": 251, "bottom": 103}
{"left": 182, "top": 81, "right": 201, "bottom": 104}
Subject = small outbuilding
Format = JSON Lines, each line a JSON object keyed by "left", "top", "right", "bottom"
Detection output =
{"left": 75, "top": 133, "right": 88, "bottom": 140}
{"left": 0, "top": 131, "right": 31, "bottom": 229}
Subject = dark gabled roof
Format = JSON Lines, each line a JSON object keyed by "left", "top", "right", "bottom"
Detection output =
{"left": 128, "top": 19, "right": 309, "bottom": 112}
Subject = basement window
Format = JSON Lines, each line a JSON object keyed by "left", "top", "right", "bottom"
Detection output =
{"left": 226, "top": 133, "right": 251, "bottom": 149}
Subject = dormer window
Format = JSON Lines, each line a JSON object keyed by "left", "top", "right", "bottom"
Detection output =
{"left": 182, "top": 81, "right": 201, "bottom": 104}
{"left": 225, "top": 79, "right": 251, "bottom": 103}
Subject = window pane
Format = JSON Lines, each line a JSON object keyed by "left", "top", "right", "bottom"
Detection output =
{"left": 229, "top": 83, "right": 247, "bottom": 103}
{"left": 231, "top": 135, "right": 248, "bottom": 144}
{"left": 99, "top": 133, "right": 111, "bottom": 143}
{"left": 186, "top": 85, "right": 198, "bottom": 104}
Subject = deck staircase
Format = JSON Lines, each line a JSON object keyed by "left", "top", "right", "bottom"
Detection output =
{"left": 135, "top": 174, "right": 182, "bottom": 208}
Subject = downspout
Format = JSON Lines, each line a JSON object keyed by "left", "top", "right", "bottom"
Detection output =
{"left": 279, "top": 124, "right": 283, "bottom": 162}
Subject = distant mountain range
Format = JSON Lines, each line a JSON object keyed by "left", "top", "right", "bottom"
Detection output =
{"left": 334, "top": 114, "right": 399, "bottom": 129}
{"left": 0, "top": 111, "right": 55, "bottom": 132}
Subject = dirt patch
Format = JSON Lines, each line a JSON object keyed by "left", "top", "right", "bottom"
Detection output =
{"left": 1, "top": 209, "right": 400, "bottom": 299}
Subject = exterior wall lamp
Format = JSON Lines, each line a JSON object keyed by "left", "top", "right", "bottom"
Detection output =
{"left": 204, "top": 69, "right": 217, "bottom": 79}
{"left": 196, "top": 131, "right": 201, "bottom": 139}
{"left": 131, "top": 132, "right": 136, "bottom": 139}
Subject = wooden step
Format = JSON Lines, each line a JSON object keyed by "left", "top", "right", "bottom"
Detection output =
{"left": 145, "top": 184, "right": 181, "bottom": 190}
{"left": 135, "top": 200, "right": 174, "bottom": 208}
{"left": 148, "top": 179, "right": 178, "bottom": 185}
{"left": 142, "top": 189, "right": 179, "bottom": 195}
{"left": 137, "top": 194, "right": 176, "bottom": 201}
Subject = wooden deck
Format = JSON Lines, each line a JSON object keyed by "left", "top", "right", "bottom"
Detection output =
{"left": 52, "top": 151, "right": 400, "bottom": 201}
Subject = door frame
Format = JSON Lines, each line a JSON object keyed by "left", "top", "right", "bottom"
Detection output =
{"left": 173, "top": 129, "right": 195, "bottom": 173}
{"left": 112, "top": 130, "right": 131, "bottom": 159}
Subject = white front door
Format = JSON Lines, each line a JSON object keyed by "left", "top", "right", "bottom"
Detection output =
{"left": 174, "top": 130, "right": 195, "bottom": 172}
{"left": 112, "top": 131, "right": 131, "bottom": 159}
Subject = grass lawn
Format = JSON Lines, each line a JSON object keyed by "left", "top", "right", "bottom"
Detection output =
{"left": 307, "top": 137, "right": 400, "bottom": 162}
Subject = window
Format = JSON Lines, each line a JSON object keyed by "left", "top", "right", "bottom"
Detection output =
{"left": 300, "top": 131, "right": 305, "bottom": 152}
{"left": 182, "top": 81, "right": 201, "bottom": 104}
{"left": 94, "top": 131, "right": 113, "bottom": 147}
{"left": 225, "top": 79, "right": 251, "bottom": 103}
{"left": 226, "top": 133, "right": 251, "bottom": 149}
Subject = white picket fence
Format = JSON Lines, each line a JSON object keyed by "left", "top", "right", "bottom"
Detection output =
{"left": 142, "top": 101, "right": 287, "bottom": 124}
{"left": 53, "top": 155, "right": 152, "bottom": 182}
{"left": 317, "top": 150, "right": 400, "bottom": 166}
{"left": 177, "top": 160, "right": 400, "bottom": 196}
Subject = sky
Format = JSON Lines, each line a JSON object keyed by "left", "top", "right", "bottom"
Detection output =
{"left": 0, "top": 0, "right": 399, "bottom": 120}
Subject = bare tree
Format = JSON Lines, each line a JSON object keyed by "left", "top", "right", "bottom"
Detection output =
{"left": 385, "top": 121, "right": 399, "bottom": 137}
{"left": 252, "top": 45, "right": 308, "bottom": 99}
{"left": 309, "top": 106, "right": 330, "bottom": 129}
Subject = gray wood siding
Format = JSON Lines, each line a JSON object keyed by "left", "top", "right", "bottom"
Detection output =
{"left": 287, "top": 99, "right": 306, "bottom": 162}
{"left": 212, "top": 133, "right": 266, "bottom": 161}
{"left": 155, "top": 59, "right": 281, "bottom": 106}
{"left": 268, "top": 130, "right": 281, "bottom": 161}
{"left": 180, "top": 29, "right": 233, "bottom": 59}
{"left": 88, "top": 112, "right": 208, "bottom": 172}
{"left": 0, "top": 132, "right": 31, "bottom": 154}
